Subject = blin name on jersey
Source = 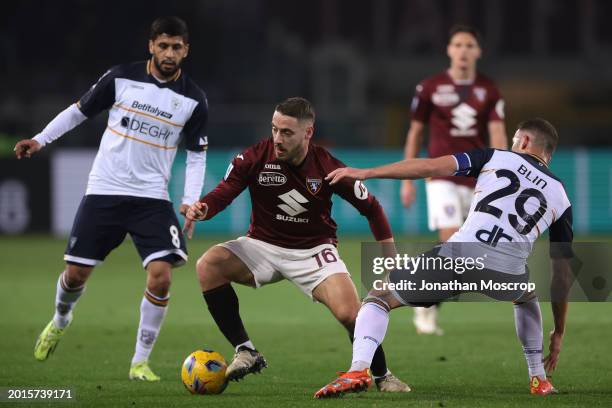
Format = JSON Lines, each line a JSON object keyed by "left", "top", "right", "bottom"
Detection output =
{"left": 443, "top": 148, "right": 573, "bottom": 274}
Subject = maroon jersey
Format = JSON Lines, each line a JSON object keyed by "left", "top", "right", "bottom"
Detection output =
{"left": 200, "top": 138, "right": 392, "bottom": 249}
{"left": 411, "top": 71, "right": 504, "bottom": 187}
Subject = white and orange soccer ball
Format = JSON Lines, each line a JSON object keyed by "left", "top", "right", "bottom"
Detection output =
{"left": 181, "top": 350, "right": 228, "bottom": 395}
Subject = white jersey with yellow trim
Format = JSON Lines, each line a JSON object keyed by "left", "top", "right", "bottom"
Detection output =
{"left": 439, "top": 149, "right": 573, "bottom": 274}
{"left": 78, "top": 61, "right": 208, "bottom": 200}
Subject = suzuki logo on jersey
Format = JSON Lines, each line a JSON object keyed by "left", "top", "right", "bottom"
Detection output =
{"left": 277, "top": 189, "right": 309, "bottom": 223}
{"left": 450, "top": 103, "right": 478, "bottom": 137}
{"left": 120, "top": 116, "right": 174, "bottom": 141}
{"left": 306, "top": 177, "right": 322, "bottom": 195}
{"left": 259, "top": 172, "right": 287, "bottom": 186}
{"left": 131, "top": 100, "right": 173, "bottom": 119}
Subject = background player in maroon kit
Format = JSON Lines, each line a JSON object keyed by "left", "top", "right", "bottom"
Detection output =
{"left": 400, "top": 25, "right": 508, "bottom": 335}
{"left": 183, "top": 97, "right": 410, "bottom": 392}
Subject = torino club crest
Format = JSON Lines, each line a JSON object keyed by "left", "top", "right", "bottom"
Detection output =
{"left": 306, "top": 177, "right": 322, "bottom": 195}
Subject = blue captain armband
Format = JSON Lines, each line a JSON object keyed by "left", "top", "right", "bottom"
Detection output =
{"left": 452, "top": 152, "right": 472, "bottom": 176}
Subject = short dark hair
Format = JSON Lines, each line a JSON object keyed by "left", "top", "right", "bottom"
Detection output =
{"left": 150, "top": 16, "right": 189, "bottom": 42}
{"left": 517, "top": 118, "right": 559, "bottom": 154}
{"left": 275, "top": 97, "right": 315, "bottom": 122}
{"left": 448, "top": 24, "right": 482, "bottom": 46}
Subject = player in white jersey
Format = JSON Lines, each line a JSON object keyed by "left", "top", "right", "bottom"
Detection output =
{"left": 315, "top": 118, "right": 572, "bottom": 397}
{"left": 14, "top": 17, "right": 208, "bottom": 381}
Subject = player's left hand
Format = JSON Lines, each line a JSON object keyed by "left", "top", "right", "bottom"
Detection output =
{"left": 543, "top": 330, "right": 564, "bottom": 373}
{"left": 179, "top": 204, "right": 190, "bottom": 217}
{"left": 183, "top": 202, "right": 208, "bottom": 239}
{"left": 325, "top": 167, "right": 368, "bottom": 185}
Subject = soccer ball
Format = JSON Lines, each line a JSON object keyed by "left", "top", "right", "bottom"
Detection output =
{"left": 181, "top": 349, "right": 228, "bottom": 395}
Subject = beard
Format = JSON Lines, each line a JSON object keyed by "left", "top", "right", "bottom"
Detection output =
{"left": 153, "top": 56, "right": 181, "bottom": 78}
{"left": 274, "top": 144, "right": 291, "bottom": 160}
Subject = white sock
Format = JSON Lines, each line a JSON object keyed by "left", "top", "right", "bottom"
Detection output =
{"left": 131, "top": 290, "right": 169, "bottom": 365}
{"left": 514, "top": 297, "right": 546, "bottom": 379}
{"left": 53, "top": 271, "right": 85, "bottom": 329}
{"left": 350, "top": 302, "right": 389, "bottom": 372}
{"left": 235, "top": 340, "right": 255, "bottom": 352}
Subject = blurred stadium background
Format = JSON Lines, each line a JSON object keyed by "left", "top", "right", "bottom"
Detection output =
{"left": 1, "top": 1, "right": 612, "bottom": 406}
{"left": 1, "top": 0, "right": 612, "bottom": 236}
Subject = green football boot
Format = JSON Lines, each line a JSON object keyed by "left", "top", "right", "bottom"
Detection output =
{"left": 34, "top": 318, "right": 70, "bottom": 361}
{"left": 129, "top": 361, "right": 161, "bottom": 381}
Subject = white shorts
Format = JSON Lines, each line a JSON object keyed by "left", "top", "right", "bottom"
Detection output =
{"left": 218, "top": 236, "right": 349, "bottom": 298}
{"left": 425, "top": 179, "right": 474, "bottom": 230}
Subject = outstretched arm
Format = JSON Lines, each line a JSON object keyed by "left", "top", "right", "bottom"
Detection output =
{"left": 14, "top": 103, "right": 87, "bottom": 159}
{"left": 326, "top": 155, "right": 457, "bottom": 185}
{"left": 16, "top": 66, "right": 119, "bottom": 160}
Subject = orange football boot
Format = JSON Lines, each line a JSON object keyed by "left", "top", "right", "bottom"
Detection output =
{"left": 530, "top": 376, "right": 558, "bottom": 395}
{"left": 314, "top": 369, "right": 372, "bottom": 399}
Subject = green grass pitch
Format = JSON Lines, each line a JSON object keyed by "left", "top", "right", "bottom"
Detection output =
{"left": 1, "top": 235, "right": 612, "bottom": 407}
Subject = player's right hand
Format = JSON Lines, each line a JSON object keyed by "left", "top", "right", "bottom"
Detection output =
{"left": 400, "top": 180, "right": 416, "bottom": 208}
{"left": 543, "top": 330, "right": 564, "bottom": 373}
{"left": 183, "top": 202, "right": 208, "bottom": 239}
{"left": 14, "top": 139, "right": 42, "bottom": 159}
{"left": 325, "top": 167, "right": 368, "bottom": 185}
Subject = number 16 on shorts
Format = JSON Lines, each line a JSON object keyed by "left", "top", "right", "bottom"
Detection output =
{"left": 313, "top": 248, "right": 338, "bottom": 268}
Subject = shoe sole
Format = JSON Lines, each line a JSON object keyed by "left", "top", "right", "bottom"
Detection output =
{"left": 129, "top": 375, "right": 160, "bottom": 382}
{"left": 377, "top": 385, "right": 412, "bottom": 393}
{"left": 226, "top": 355, "right": 267, "bottom": 382}
{"left": 531, "top": 388, "right": 558, "bottom": 395}
{"left": 316, "top": 381, "right": 370, "bottom": 399}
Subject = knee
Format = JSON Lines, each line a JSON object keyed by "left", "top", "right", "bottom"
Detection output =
{"left": 154, "top": 275, "right": 172, "bottom": 295}
{"left": 147, "top": 264, "right": 172, "bottom": 296}
{"left": 196, "top": 247, "right": 228, "bottom": 290}
{"left": 64, "top": 264, "right": 92, "bottom": 288}
{"left": 365, "top": 290, "right": 402, "bottom": 311}
{"left": 335, "top": 305, "right": 359, "bottom": 329}
{"left": 513, "top": 291, "right": 537, "bottom": 305}
{"left": 195, "top": 253, "right": 209, "bottom": 279}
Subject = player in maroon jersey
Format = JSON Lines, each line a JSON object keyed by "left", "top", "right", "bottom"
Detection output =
{"left": 183, "top": 97, "right": 410, "bottom": 392}
{"left": 400, "top": 25, "right": 508, "bottom": 335}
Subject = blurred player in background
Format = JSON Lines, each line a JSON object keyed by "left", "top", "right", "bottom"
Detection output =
{"left": 184, "top": 97, "right": 410, "bottom": 392}
{"left": 317, "top": 118, "right": 571, "bottom": 398}
{"left": 14, "top": 16, "right": 208, "bottom": 381}
{"left": 400, "top": 24, "right": 508, "bottom": 335}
